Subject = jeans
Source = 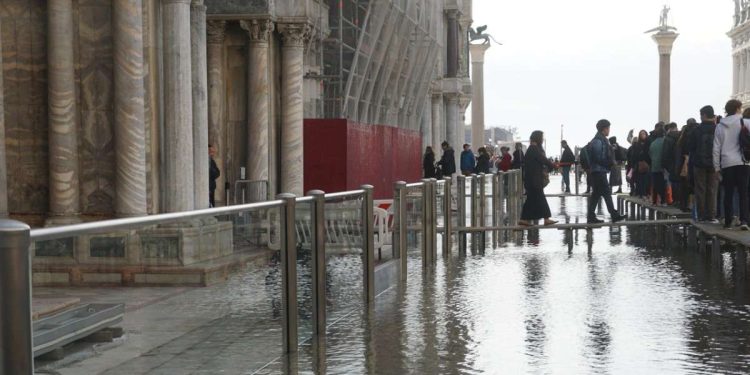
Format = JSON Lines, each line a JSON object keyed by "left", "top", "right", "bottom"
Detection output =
{"left": 588, "top": 172, "right": 617, "bottom": 219}
{"left": 562, "top": 166, "right": 571, "bottom": 192}
{"left": 721, "top": 165, "right": 749, "bottom": 226}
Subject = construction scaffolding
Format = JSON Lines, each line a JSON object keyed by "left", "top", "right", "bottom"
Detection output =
{"left": 322, "top": 0, "right": 442, "bottom": 130}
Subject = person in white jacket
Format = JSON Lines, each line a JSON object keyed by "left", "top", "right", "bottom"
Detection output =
{"left": 713, "top": 99, "right": 750, "bottom": 230}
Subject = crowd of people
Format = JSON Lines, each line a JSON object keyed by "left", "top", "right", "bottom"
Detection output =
{"left": 423, "top": 99, "right": 750, "bottom": 230}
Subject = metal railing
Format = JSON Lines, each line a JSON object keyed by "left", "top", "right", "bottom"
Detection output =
{"left": 1, "top": 169, "right": 526, "bottom": 373}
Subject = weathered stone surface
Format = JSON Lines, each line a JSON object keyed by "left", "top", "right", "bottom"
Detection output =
{"left": 204, "top": 0, "right": 269, "bottom": 15}
{"left": 207, "top": 20, "right": 226, "bottom": 205}
{"left": 90, "top": 236, "right": 126, "bottom": 258}
{"left": 191, "top": 0, "right": 209, "bottom": 209}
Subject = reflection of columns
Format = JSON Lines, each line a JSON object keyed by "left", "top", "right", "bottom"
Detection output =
{"left": 113, "top": 0, "right": 147, "bottom": 217}
{"left": 191, "top": 0, "right": 209, "bottom": 209}
{"left": 0, "top": 15, "right": 6, "bottom": 217}
{"left": 240, "top": 19, "right": 274, "bottom": 184}
{"left": 431, "top": 93, "right": 443, "bottom": 150}
{"left": 444, "top": 93, "right": 460, "bottom": 170}
{"left": 734, "top": 53, "right": 741, "bottom": 97}
{"left": 207, "top": 20, "right": 226, "bottom": 205}
{"left": 278, "top": 23, "right": 311, "bottom": 196}
{"left": 651, "top": 31, "right": 678, "bottom": 124}
{"left": 47, "top": 0, "right": 80, "bottom": 224}
{"left": 446, "top": 10, "right": 459, "bottom": 78}
{"left": 470, "top": 43, "right": 490, "bottom": 151}
{"left": 740, "top": 51, "right": 746, "bottom": 96}
{"left": 163, "top": 0, "right": 194, "bottom": 212}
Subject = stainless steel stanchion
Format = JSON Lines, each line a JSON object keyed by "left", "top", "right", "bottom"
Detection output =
{"left": 0, "top": 220, "right": 33, "bottom": 375}
{"left": 479, "top": 174, "right": 487, "bottom": 251}
{"left": 421, "top": 180, "right": 432, "bottom": 267}
{"left": 277, "top": 193, "right": 298, "bottom": 353}
{"left": 492, "top": 173, "right": 500, "bottom": 247}
{"left": 393, "top": 181, "right": 407, "bottom": 280}
{"left": 574, "top": 164, "right": 579, "bottom": 195}
{"left": 307, "top": 190, "right": 327, "bottom": 336}
{"left": 361, "top": 185, "right": 375, "bottom": 303}
{"left": 457, "top": 175, "right": 467, "bottom": 255}
{"left": 470, "top": 175, "right": 479, "bottom": 254}
{"left": 430, "top": 179, "right": 438, "bottom": 262}
{"left": 443, "top": 177, "right": 452, "bottom": 257}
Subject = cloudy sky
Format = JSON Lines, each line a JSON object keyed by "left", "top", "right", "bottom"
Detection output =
{"left": 470, "top": 0, "right": 733, "bottom": 156}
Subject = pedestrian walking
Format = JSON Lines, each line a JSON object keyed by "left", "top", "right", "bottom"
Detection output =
{"left": 437, "top": 141, "right": 456, "bottom": 177}
{"left": 511, "top": 143, "right": 524, "bottom": 170}
{"left": 423, "top": 146, "right": 436, "bottom": 178}
{"left": 586, "top": 120, "right": 625, "bottom": 224}
{"left": 460, "top": 144, "right": 476, "bottom": 176}
{"left": 475, "top": 147, "right": 490, "bottom": 174}
{"left": 649, "top": 128, "right": 667, "bottom": 206}
{"left": 676, "top": 119, "right": 698, "bottom": 212}
{"left": 689, "top": 106, "right": 719, "bottom": 223}
{"left": 713, "top": 99, "right": 750, "bottom": 230}
{"left": 560, "top": 140, "right": 575, "bottom": 193}
{"left": 209, "top": 144, "right": 220, "bottom": 207}
{"left": 627, "top": 130, "right": 651, "bottom": 199}
{"left": 609, "top": 137, "right": 626, "bottom": 194}
{"left": 497, "top": 146, "right": 512, "bottom": 172}
{"left": 662, "top": 123, "right": 681, "bottom": 205}
{"left": 518, "top": 131, "right": 558, "bottom": 226}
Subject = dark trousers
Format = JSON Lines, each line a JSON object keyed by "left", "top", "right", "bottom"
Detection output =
{"left": 652, "top": 172, "right": 666, "bottom": 204}
{"left": 693, "top": 167, "right": 718, "bottom": 220}
{"left": 721, "top": 165, "right": 749, "bottom": 226}
{"left": 678, "top": 176, "right": 691, "bottom": 211}
{"left": 209, "top": 189, "right": 216, "bottom": 208}
{"left": 634, "top": 171, "right": 649, "bottom": 197}
{"left": 562, "top": 166, "right": 571, "bottom": 192}
{"left": 588, "top": 172, "right": 617, "bottom": 219}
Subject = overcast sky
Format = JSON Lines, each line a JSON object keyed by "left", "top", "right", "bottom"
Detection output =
{"left": 470, "top": 0, "right": 733, "bottom": 156}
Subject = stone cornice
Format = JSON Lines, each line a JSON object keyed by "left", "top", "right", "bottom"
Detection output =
{"left": 277, "top": 23, "right": 312, "bottom": 47}
{"left": 240, "top": 19, "right": 274, "bottom": 44}
{"left": 206, "top": 20, "right": 227, "bottom": 44}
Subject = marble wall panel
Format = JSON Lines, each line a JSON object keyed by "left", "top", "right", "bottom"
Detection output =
{"left": 76, "top": 2, "right": 116, "bottom": 215}
{"left": 1, "top": 0, "right": 49, "bottom": 215}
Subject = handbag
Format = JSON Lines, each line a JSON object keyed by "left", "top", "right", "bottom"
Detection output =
{"left": 542, "top": 170, "right": 550, "bottom": 187}
{"left": 637, "top": 161, "right": 649, "bottom": 174}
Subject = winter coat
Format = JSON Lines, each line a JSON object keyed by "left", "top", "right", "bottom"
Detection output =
{"left": 560, "top": 146, "right": 576, "bottom": 165}
{"left": 460, "top": 150, "right": 476, "bottom": 172}
{"left": 423, "top": 152, "right": 436, "bottom": 178}
{"left": 523, "top": 144, "right": 555, "bottom": 190}
{"left": 688, "top": 121, "right": 716, "bottom": 169}
{"left": 209, "top": 157, "right": 220, "bottom": 191}
{"left": 589, "top": 132, "right": 614, "bottom": 174}
{"left": 713, "top": 114, "right": 750, "bottom": 170}
{"left": 661, "top": 130, "right": 680, "bottom": 177}
{"left": 475, "top": 154, "right": 490, "bottom": 174}
{"left": 649, "top": 137, "right": 665, "bottom": 173}
{"left": 627, "top": 141, "right": 651, "bottom": 172}
{"left": 512, "top": 150, "right": 524, "bottom": 169}
{"left": 498, "top": 154, "right": 512, "bottom": 172}
{"left": 437, "top": 148, "right": 456, "bottom": 175}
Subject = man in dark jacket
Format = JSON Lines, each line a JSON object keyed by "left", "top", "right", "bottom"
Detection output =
{"left": 560, "top": 141, "right": 576, "bottom": 193}
{"left": 511, "top": 143, "right": 524, "bottom": 170}
{"left": 209, "top": 144, "right": 221, "bottom": 207}
{"left": 587, "top": 120, "right": 625, "bottom": 224}
{"left": 688, "top": 106, "right": 719, "bottom": 222}
{"left": 661, "top": 123, "right": 681, "bottom": 205}
{"left": 437, "top": 141, "right": 456, "bottom": 176}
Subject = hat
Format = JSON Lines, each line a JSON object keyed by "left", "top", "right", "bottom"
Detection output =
{"left": 596, "top": 119, "right": 611, "bottom": 131}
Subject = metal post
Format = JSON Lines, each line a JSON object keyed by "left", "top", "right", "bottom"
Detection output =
{"left": 277, "top": 193, "right": 298, "bottom": 353}
{"left": 470, "top": 175, "right": 479, "bottom": 254}
{"left": 479, "top": 174, "right": 486, "bottom": 250}
{"left": 574, "top": 163, "right": 579, "bottom": 195}
{"left": 430, "top": 179, "right": 438, "bottom": 262}
{"left": 393, "top": 181, "right": 407, "bottom": 280}
{"left": 421, "top": 180, "right": 431, "bottom": 267}
{"left": 492, "top": 173, "right": 500, "bottom": 247}
{"left": 361, "top": 185, "right": 375, "bottom": 303}
{"left": 307, "top": 190, "right": 326, "bottom": 336}
{"left": 442, "top": 177, "right": 452, "bottom": 257}
{"left": 0, "top": 220, "right": 33, "bottom": 375}
{"left": 736, "top": 247, "right": 747, "bottom": 280}
{"left": 457, "top": 175, "right": 467, "bottom": 255}
{"left": 711, "top": 236, "right": 722, "bottom": 267}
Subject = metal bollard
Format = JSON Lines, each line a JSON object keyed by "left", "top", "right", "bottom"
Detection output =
{"left": 711, "top": 236, "right": 722, "bottom": 267}
{"left": 457, "top": 175, "right": 467, "bottom": 255}
{"left": 430, "top": 179, "right": 438, "bottom": 262}
{"left": 492, "top": 174, "right": 500, "bottom": 247}
{"left": 479, "top": 174, "right": 487, "bottom": 251}
{"left": 393, "top": 181, "right": 408, "bottom": 280}
{"left": 277, "top": 193, "right": 298, "bottom": 353}
{"left": 574, "top": 164, "right": 580, "bottom": 195}
{"left": 307, "top": 190, "right": 327, "bottom": 336}
{"left": 361, "top": 185, "right": 375, "bottom": 303}
{"left": 470, "top": 175, "right": 479, "bottom": 254}
{"left": 443, "top": 178, "right": 452, "bottom": 257}
{"left": 736, "top": 247, "right": 747, "bottom": 280}
{"left": 421, "top": 179, "right": 432, "bottom": 267}
{"left": 0, "top": 220, "right": 33, "bottom": 375}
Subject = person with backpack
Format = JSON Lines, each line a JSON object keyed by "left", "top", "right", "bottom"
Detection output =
{"left": 713, "top": 99, "right": 750, "bottom": 230}
{"left": 689, "top": 106, "right": 719, "bottom": 223}
{"left": 586, "top": 120, "right": 626, "bottom": 224}
{"left": 627, "top": 130, "right": 651, "bottom": 199}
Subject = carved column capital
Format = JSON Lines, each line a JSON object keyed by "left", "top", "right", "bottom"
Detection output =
{"left": 240, "top": 19, "right": 275, "bottom": 44}
{"left": 277, "top": 23, "right": 312, "bottom": 47}
{"left": 206, "top": 20, "right": 227, "bottom": 44}
{"left": 446, "top": 9, "right": 460, "bottom": 19}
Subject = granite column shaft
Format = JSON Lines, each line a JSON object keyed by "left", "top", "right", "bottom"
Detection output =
{"left": 163, "top": 0, "right": 194, "bottom": 212}
{"left": 47, "top": 0, "right": 80, "bottom": 223}
{"left": 191, "top": 0, "right": 209, "bottom": 209}
{"left": 431, "top": 94, "right": 443, "bottom": 150}
{"left": 470, "top": 44, "right": 489, "bottom": 151}
{"left": 113, "top": 0, "right": 148, "bottom": 217}
{"left": 446, "top": 11, "right": 459, "bottom": 78}
{"left": 207, "top": 21, "right": 226, "bottom": 205}
{"left": 445, "top": 94, "right": 460, "bottom": 172}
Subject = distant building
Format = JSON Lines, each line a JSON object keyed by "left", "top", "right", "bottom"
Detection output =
{"left": 730, "top": 3, "right": 750, "bottom": 101}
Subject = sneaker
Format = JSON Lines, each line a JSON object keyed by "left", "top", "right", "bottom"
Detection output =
{"left": 741, "top": 223, "right": 750, "bottom": 231}
{"left": 708, "top": 219, "right": 720, "bottom": 224}
{"left": 611, "top": 214, "right": 626, "bottom": 223}
{"left": 588, "top": 217, "right": 604, "bottom": 224}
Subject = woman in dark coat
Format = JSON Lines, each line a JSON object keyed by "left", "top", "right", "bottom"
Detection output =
{"left": 475, "top": 147, "right": 490, "bottom": 174}
{"left": 626, "top": 130, "right": 651, "bottom": 199}
{"left": 519, "top": 131, "right": 558, "bottom": 226}
{"left": 423, "top": 146, "right": 436, "bottom": 178}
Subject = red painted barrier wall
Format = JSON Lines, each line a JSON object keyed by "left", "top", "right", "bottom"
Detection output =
{"left": 304, "top": 119, "right": 422, "bottom": 199}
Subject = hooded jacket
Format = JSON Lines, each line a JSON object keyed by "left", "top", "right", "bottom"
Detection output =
{"left": 713, "top": 114, "right": 750, "bottom": 170}
{"left": 460, "top": 149, "right": 476, "bottom": 172}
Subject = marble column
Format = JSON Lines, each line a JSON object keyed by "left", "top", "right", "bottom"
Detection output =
{"left": 431, "top": 93, "right": 443, "bottom": 150}
{"left": 444, "top": 93, "right": 460, "bottom": 171}
{"left": 191, "top": 0, "right": 209, "bottom": 209}
{"left": 113, "top": 0, "right": 147, "bottom": 217}
{"left": 458, "top": 95, "right": 471, "bottom": 148}
{"left": 47, "top": 0, "right": 80, "bottom": 224}
{"left": 163, "top": 0, "right": 194, "bottom": 212}
{"left": 240, "top": 19, "right": 274, "bottom": 184}
{"left": 278, "top": 23, "right": 311, "bottom": 196}
{"left": 421, "top": 98, "right": 432, "bottom": 149}
{"left": 745, "top": 49, "right": 750, "bottom": 96}
{"left": 740, "top": 51, "right": 746, "bottom": 96}
{"left": 446, "top": 10, "right": 459, "bottom": 78}
{"left": 734, "top": 53, "right": 741, "bottom": 97}
{"left": 651, "top": 31, "right": 678, "bottom": 124}
{"left": 470, "top": 43, "right": 490, "bottom": 151}
{"left": 0, "top": 15, "right": 6, "bottom": 217}
{"left": 207, "top": 20, "right": 226, "bottom": 205}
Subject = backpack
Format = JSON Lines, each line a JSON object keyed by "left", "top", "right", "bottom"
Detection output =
{"left": 697, "top": 127, "right": 714, "bottom": 168}
{"left": 579, "top": 143, "right": 593, "bottom": 171}
{"left": 741, "top": 119, "right": 750, "bottom": 162}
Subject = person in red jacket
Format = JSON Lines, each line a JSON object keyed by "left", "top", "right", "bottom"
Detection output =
{"left": 497, "top": 146, "right": 512, "bottom": 172}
